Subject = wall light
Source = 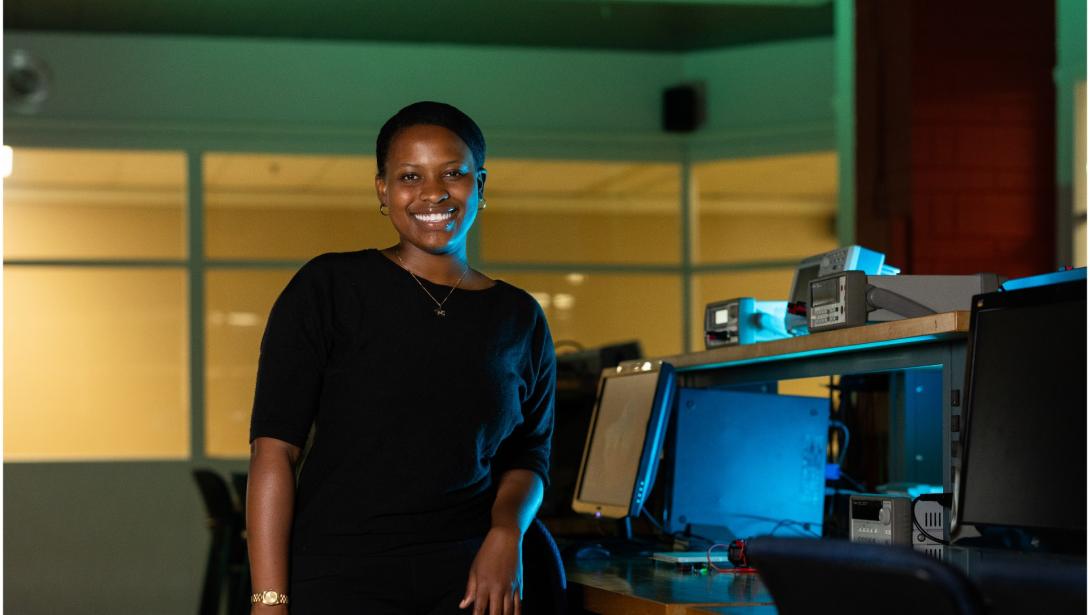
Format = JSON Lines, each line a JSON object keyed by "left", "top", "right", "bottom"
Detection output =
{"left": 2, "top": 145, "right": 13, "bottom": 178}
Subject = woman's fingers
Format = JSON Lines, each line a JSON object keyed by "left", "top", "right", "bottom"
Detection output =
{"left": 514, "top": 592, "right": 522, "bottom": 615}
{"left": 460, "top": 571, "right": 477, "bottom": 610}
{"left": 502, "top": 591, "right": 514, "bottom": 615}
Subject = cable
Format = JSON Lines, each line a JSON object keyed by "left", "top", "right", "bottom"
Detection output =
{"left": 837, "top": 470, "right": 867, "bottom": 493}
{"left": 829, "top": 419, "right": 850, "bottom": 465}
{"left": 640, "top": 506, "right": 665, "bottom": 534}
{"left": 705, "top": 543, "right": 734, "bottom": 572}
{"left": 911, "top": 493, "right": 950, "bottom": 546}
{"left": 730, "top": 513, "right": 821, "bottom": 537}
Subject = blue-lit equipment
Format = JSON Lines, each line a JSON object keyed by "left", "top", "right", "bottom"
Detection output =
{"left": 704, "top": 298, "right": 789, "bottom": 349}
{"left": 786, "top": 245, "right": 900, "bottom": 335}
{"left": 667, "top": 388, "right": 828, "bottom": 543}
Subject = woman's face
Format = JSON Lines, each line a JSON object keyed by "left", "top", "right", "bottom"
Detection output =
{"left": 375, "top": 124, "right": 486, "bottom": 257}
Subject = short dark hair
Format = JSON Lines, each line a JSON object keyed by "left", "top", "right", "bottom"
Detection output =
{"left": 375, "top": 101, "right": 486, "bottom": 176}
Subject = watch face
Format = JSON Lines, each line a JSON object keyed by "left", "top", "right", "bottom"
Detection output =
{"left": 262, "top": 591, "right": 279, "bottom": 605}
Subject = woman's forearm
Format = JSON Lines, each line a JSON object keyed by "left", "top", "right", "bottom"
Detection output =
{"left": 247, "top": 437, "right": 302, "bottom": 604}
{"left": 490, "top": 469, "right": 544, "bottom": 536}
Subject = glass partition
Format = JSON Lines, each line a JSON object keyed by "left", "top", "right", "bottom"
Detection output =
{"left": 4, "top": 268, "right": 189, "bottom": 460}
{"left": 480, "top": 160, "right": 681, "bottom": 265}
{"left": 496, "top": 271, "right": 682, "bottom": 359}
{"left": 693, "top": 152, "right": 838, "bottom": 264}
{"left": 4, "top": 149, "right": 186, "bottom": 259}
{"left": 205, "top": 269, "right": 297, "bottom": 457}
{"left": 204, "top": 153, "right": 396, "bottom": 260}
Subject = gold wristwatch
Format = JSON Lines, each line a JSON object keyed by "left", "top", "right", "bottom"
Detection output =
{"left": 251, "top": 590, "right": 289, "bottom": 606}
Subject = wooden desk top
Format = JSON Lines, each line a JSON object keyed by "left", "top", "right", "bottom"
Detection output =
{"left": 660, "top": 311, "right": 970, "bottom": 372}
{"left": 567, "top": 557, "right": 773, "bottom": 615}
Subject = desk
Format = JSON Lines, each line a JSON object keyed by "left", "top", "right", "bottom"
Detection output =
{"left": 567, "top": 546, "right": 1086, "bottom": 614}
{"left": 566, "top": 557, "right": 773, "bottom": 614}
{"left": 662, "top": 312, "right": 969, "bottom": 492}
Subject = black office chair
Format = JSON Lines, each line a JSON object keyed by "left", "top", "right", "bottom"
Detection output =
{"left": 193, "top": 469, "right": 249, "bottom": 615}
{"left": 973, "top": 552, "right": 1086, "bottom": 614}
{"left": 522, "top": 517, "right": 568, "bottom": 615}
{"left": 747, "top": 537, "right": 984, "bottom": 615}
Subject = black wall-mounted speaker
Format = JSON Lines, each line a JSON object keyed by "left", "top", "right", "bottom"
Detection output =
{"left": 662, "top": 84, "right": 705, "bottom": 133}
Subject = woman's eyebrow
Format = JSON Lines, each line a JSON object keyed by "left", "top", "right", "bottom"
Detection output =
{"left": 394, "top": 159, "right": 467, "bottom": 168}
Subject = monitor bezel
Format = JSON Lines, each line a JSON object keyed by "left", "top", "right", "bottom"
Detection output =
{"left": 571, "top": 361, "right": 676, "bottom": 520}
{"left": 952, "top": 278, "right": 1087, "bottom": 536}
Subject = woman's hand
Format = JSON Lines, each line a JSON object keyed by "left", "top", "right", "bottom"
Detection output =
{"left": 460, "top": 526, "right": 523, "bottom": 615}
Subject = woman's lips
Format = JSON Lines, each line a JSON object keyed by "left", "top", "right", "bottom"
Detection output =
{"left": 411, "top": 208, "right": 456, "bottom": 230}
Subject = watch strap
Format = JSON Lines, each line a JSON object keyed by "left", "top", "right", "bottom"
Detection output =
{"left": 251, "top": 590, "right": 289, "bottom": 605}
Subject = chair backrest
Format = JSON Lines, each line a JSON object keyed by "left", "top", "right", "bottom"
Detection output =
{"left": 522, "top": 518, "right": 567, "bottom": 615}
{"left": 231, "top": 472, "right": 249, "bottom": 517}
{"left": 192, "top": 469, "right": 239, "bottom": 524}
{"left": 973, "top": 553, "right": 1086, "bottom": 615}
{"left": 747, "top": 537, "right": 984, "bottom": 615}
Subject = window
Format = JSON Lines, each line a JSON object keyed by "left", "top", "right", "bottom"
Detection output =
{"left": 4, "top": 149, "right": 186, "bottom": 259}
{"left": 204, "top": 153, "right": 395, "bottom": 260}
{"left": 689, "top": 152, "right": 839, "bottom": 347}
{"left": 4, "top": 147, "right": 839, "bottom": 460}
{"left": 480, "top": 160, "right": 681, "bottom": 265}
{"left": 1074, "top": 81, "right": 1086, "bottom": 268}
{"left": 3, "top": 149, "right": 189, "bottom": 460}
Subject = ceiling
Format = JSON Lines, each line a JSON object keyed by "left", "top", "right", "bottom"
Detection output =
{"left": 4, "top": 0, "right": 833, "bottom": 52}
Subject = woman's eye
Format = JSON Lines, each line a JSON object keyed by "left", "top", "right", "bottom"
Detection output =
{"left": 444, "top": 169, "right": 466, "bottom": 178}
{"left": 400, "top": 173, "right": 419, "bottom": 182}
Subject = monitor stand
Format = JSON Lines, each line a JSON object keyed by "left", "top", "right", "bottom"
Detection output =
{"left": 557, "top": 516, "right": 666, "bottom": 560}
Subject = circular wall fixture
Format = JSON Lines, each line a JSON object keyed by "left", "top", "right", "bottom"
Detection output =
{"left": 5, "top": 49, "right": 52, "bottom": 114}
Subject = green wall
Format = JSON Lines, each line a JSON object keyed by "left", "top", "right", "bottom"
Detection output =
{"left": 3, "top": 31, "right": 835, "bottom": 614}
{"left": 4, "top": 31, "right": 834, "bottom": 158}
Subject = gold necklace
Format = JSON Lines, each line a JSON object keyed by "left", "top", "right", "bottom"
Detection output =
{"left": 394, "top": 249, "right": 469, "bottom": 317}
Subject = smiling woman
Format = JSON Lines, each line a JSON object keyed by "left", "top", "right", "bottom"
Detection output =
{"left": 246, "top": 102, "right": 555, "bottom": 615}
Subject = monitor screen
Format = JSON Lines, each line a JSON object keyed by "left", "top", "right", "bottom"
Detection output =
{"left": 573, "top": 364, "right": 674, "bottom": 518}
{"left": 957, "top": 280, "right": 1087, "bottom": 534}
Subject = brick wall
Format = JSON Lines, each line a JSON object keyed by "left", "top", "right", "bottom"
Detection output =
{"left": 857, "top": 0, "right": 1056, "bottom": 278}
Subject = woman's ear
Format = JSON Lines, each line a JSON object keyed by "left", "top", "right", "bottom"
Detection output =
{"left": 476, "top": 167, "right": 487, "bottom": 199}
{"left": 375, "top": 174, "right": 387, "bottom": 204}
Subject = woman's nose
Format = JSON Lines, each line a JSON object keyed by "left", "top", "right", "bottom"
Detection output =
{"left": 421, "top": 178, "right": 449, "bottom": 204}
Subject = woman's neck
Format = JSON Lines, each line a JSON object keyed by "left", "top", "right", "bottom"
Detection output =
{"left": 388, "top": 243, "right": 468, "bottom": 286}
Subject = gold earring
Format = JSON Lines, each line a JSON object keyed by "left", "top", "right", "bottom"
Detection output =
{"left": 479, "top": 199, "right": 487, "bottom": 210}
{"left": 379, "top": 203, "right": 390, "bottom": 216}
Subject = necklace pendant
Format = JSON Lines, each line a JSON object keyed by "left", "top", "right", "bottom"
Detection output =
{"left": 434, "top": 308, "right": 446, "bottom": 317}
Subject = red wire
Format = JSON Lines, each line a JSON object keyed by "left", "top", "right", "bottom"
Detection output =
{"left": 705, "top": 542, "right": 756, "bottom": 574}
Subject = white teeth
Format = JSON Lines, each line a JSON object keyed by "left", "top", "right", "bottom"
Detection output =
{"left": 414, "top": 212, "right": 453, "bottom": 223}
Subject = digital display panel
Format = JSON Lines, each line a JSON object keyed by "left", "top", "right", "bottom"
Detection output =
{"left": 811, "top": 277, "right": 839, "bottom": 307}
{"left": 852, "top": 499, "right": 883, "bottom": 521}
{"left": 714, "top": 308, "right": 729, "bottom": 325}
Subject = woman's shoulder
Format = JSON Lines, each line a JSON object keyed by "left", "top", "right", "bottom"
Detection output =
{"left": 487, "top": 280, "right": 548, "bottom": 322}
{"left": 294, "top": 249, "right": 384, "bottom": 280}
{"left": 277, "top": 250, "right": 386, "bottom": 302}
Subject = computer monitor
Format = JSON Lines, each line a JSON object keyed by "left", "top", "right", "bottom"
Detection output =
{"left": 667, "top": 388, "right": 829, "bottom": 542}
{"left": 571, "top": 361, "right": 675, "bottom": 520}
{"left": 953, "top": 278, "right": 1087, "bottom": 541}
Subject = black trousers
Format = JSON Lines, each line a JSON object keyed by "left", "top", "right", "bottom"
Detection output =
{"left": 290, "top": 537, "right": 485, "bottom": 615}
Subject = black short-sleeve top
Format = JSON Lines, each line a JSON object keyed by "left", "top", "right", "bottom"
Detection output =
{"left": 250, "top": 249, "right": 556, "bottom": 556}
